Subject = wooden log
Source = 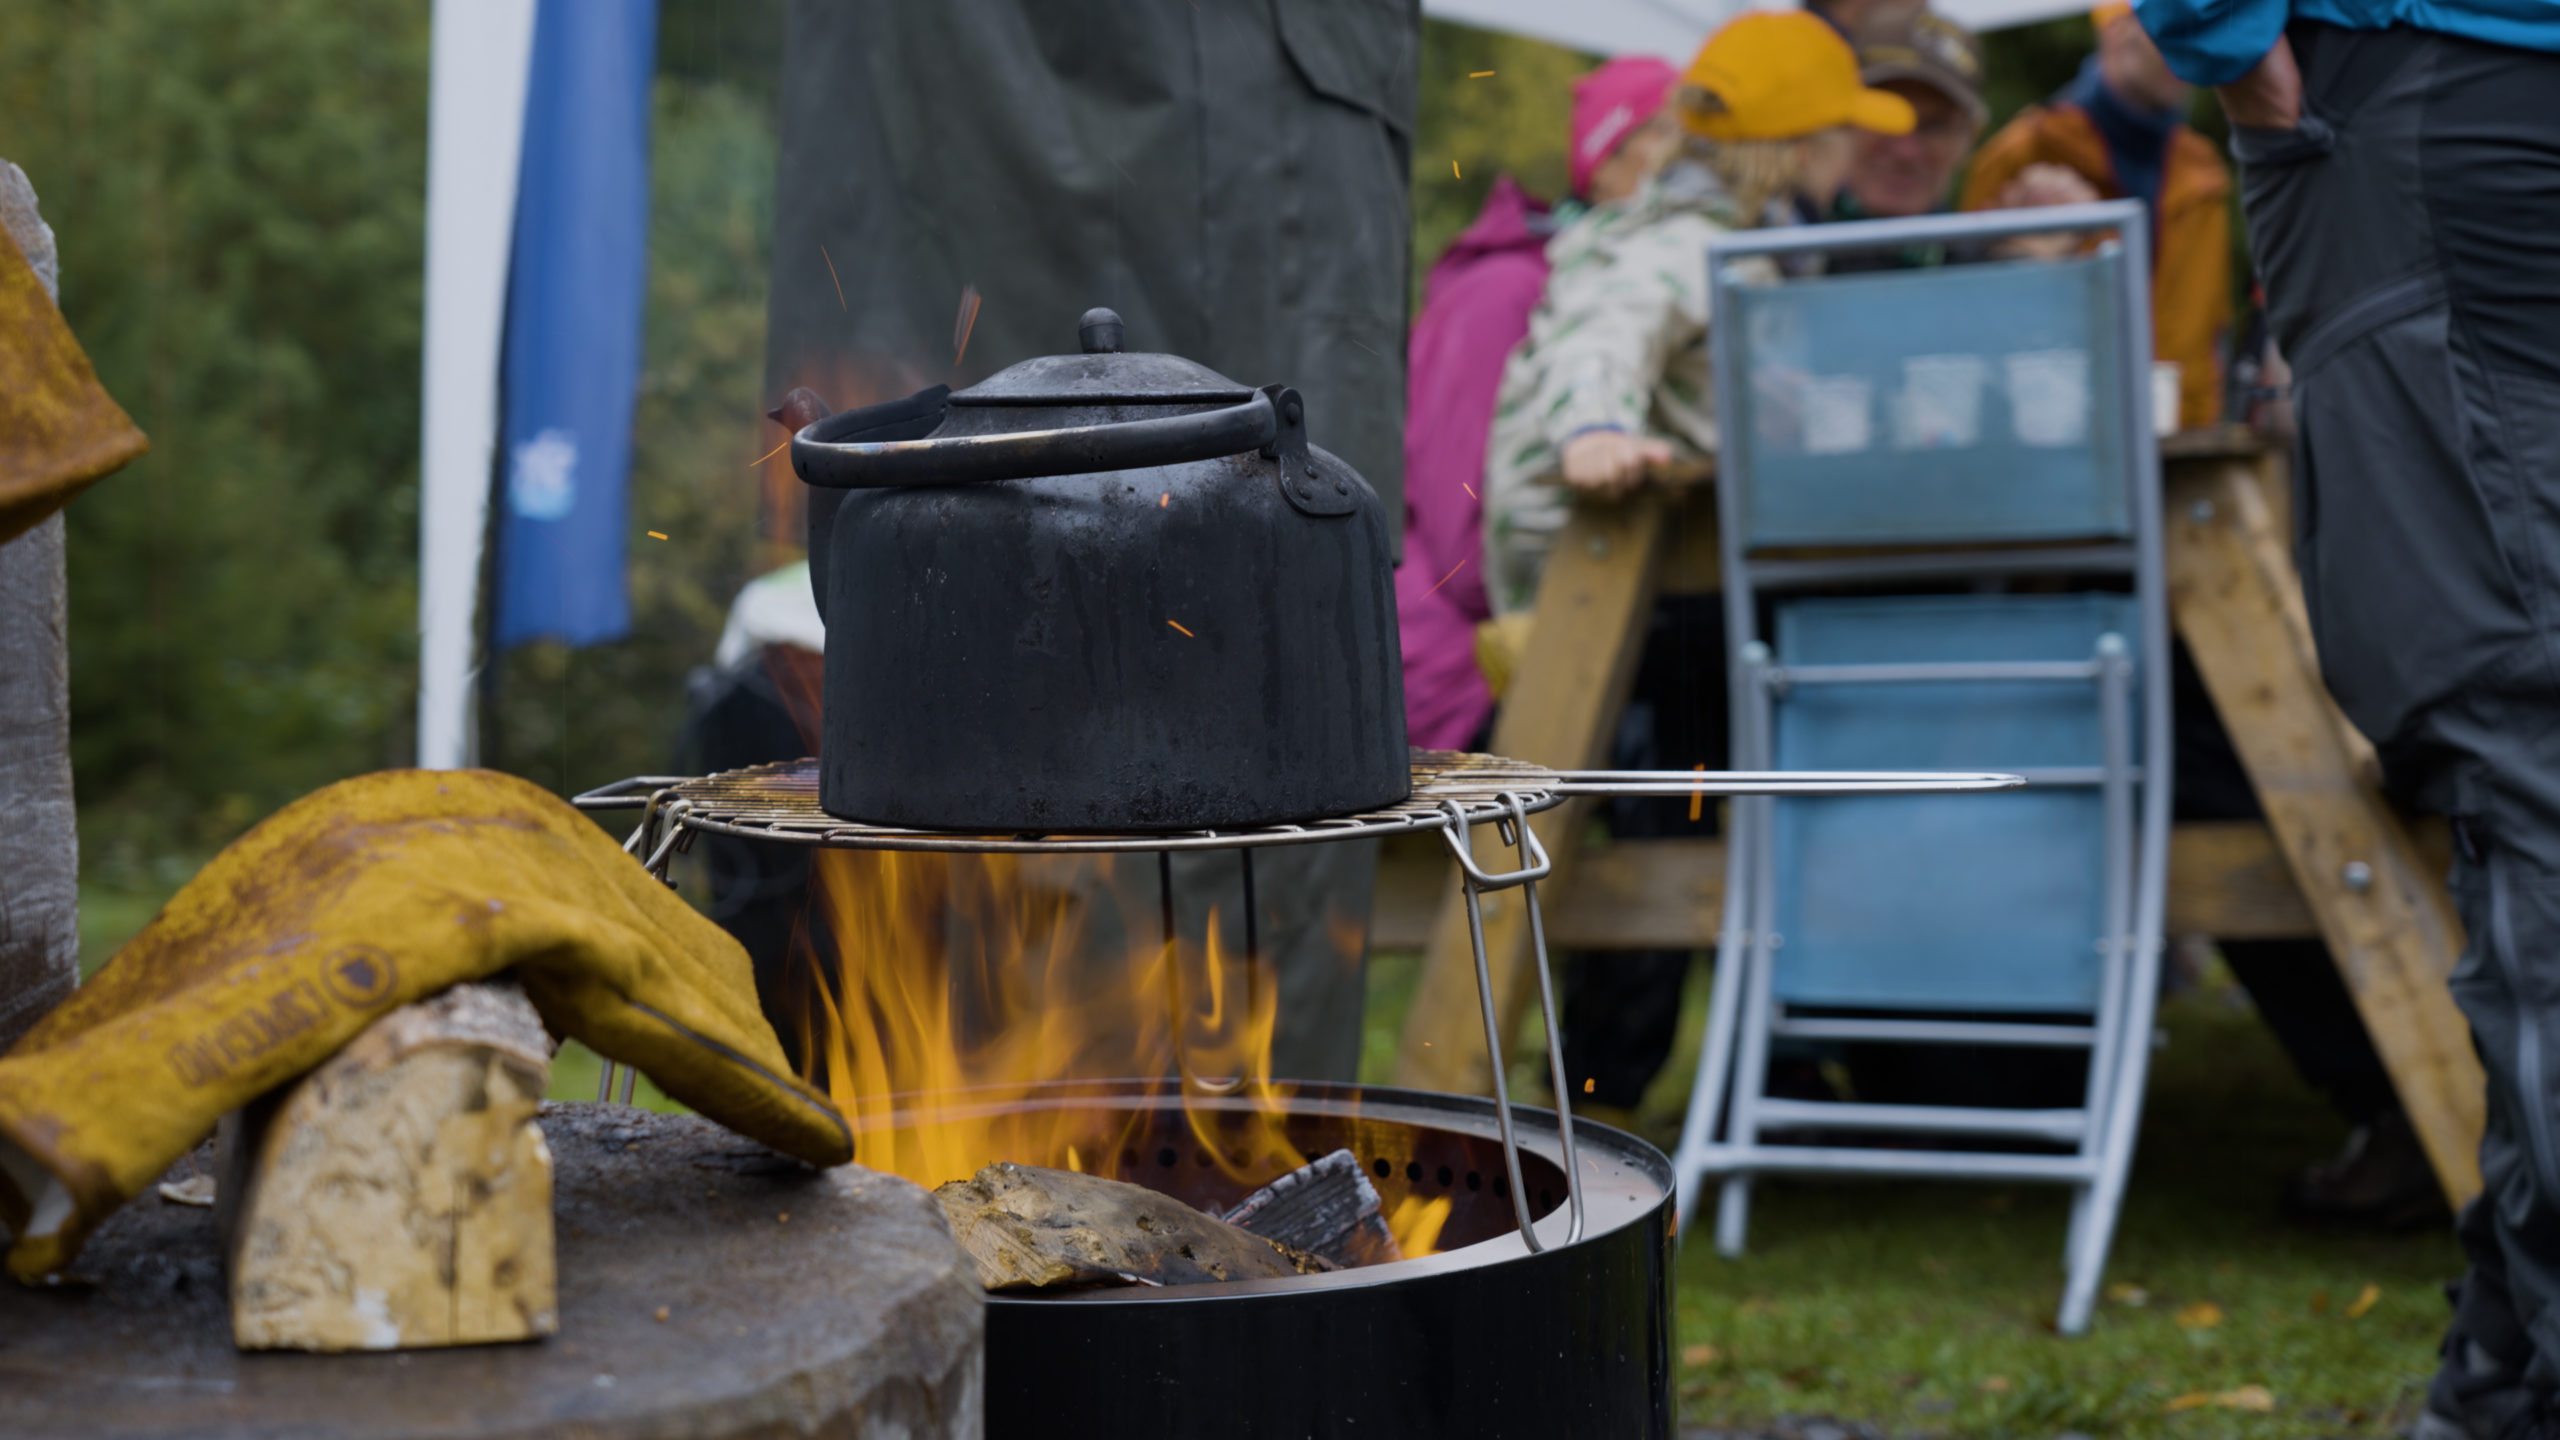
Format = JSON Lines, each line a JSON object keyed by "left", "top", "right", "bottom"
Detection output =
{"left": 219, "top": 979, "right": 557, "bottom": 1351}
{"left": 1220, "top": 1147, "right": 1399, "bottom": 1267}
{"left": 0, "top": 160, "right": 75, "bottom": 1053}
{"left": 934, "top": 1162, "right": 1331, "bottom": 1291}
{"left": 2165, "top": 455, "right": 2483, "bottom": 1206}
{"left": 1394, "top": 491, "right": 1669, "bottom": 1095}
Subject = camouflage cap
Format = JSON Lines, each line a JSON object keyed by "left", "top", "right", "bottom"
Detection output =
{"left": 1853, "top": 8, "right": 1989, "bottom": 130}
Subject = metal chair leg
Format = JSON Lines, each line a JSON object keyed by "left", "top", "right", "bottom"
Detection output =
{"left": 1715, "top": 1175, "right": 1754, "bottom": 1258}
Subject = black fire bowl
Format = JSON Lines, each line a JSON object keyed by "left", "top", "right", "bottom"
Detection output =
{"left": 871, "top": 1079, "right": 1675, "bottom": 1440}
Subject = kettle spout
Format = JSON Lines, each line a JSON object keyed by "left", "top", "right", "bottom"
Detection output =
{"left": 767, "top": 386, "right": 833, "bottom": 433}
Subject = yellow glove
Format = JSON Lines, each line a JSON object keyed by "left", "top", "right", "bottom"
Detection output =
{"left": 0, "top": 204, "right": 148, "bottom": 545}
{"left": 0, "top": 769, "right": 851, "bottom": 1282}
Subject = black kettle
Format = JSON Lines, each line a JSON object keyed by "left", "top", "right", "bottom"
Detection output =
{"left": 788, "top": 308, "right": 1409, "bottom": 832}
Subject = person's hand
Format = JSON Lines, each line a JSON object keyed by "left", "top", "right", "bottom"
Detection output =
{"left": 2216, "top": 37, "right": 2303, "bottom": 129}
{"left": 1998, "top": 162, "right": 2103, "bottom": 211}
{"left": 1559, "top": 429, "right": 1674, "bottom": 496}
{"left": 1991, "top": 164, "right": 2105, "bottom": 260}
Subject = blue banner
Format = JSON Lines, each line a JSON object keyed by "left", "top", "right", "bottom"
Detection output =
{"left": 493, "top": 0, "right": 656, "bottom": 649}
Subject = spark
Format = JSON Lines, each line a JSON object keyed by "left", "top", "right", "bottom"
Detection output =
{"left": 1452, "top": 160, "right": 1462, "bottom": 179}
{"left": 1582, "top": 1077, "right": 1595, "bottom": 1093}
{"left": 1462, "top": 482, "right": 1477, "bottom": 499}
{"left": 749, "top": 437, "right": 790, "bottom": 468}
{"left": 1470, "top": 70, "right": 1496, "bottom": 78}
{"left": 1690, "top": 763, "right": 1706, "bottom": 823}
{"left": 646, "top": 530, "right": 669, "bottom": 541}
{"left": 1159, "top": 492, "right": 1170, "bottom": 507}
{"left": 1423, "top": 557, "right": 1469, "bottom": 596}
{"left": 953, "top": 284, "right": 984, "bottom": 365}
{"left": 1167, "top": 619, "right": 1195, "bottom": 637}
{"left": 819, "top": 246, "right": 845, "bottom": 312}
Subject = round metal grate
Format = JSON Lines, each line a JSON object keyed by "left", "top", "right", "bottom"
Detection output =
{"left": 579, "top": 751, "right": 1572, "bottom": 855}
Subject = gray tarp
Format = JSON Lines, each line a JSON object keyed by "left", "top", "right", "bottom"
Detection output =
{"left": 760, "top": 1, "right": 1419, "bottom": 1082}
{"left": 763, "top": 0, "right": 1416, "bottom": 555}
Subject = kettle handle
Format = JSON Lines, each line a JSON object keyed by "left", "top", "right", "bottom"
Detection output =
{"left": 790, "top": 387, "right": 1307, "bottom": 488}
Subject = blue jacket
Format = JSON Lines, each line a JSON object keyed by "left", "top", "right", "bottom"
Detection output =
{"left": 2134, "top": 0, "right": 2560, "bottom": 84}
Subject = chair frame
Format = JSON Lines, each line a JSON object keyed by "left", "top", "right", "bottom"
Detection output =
{"left": 1668, "top": 202, "right": 2170, "bottom": 1336}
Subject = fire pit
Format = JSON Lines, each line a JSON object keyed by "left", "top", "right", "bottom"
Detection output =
{"left": 578, "top": 752, "right": 2016, "bottom": 1438}
{"left": 851, "top": 1077, "right": 1670, "bottom": 1436}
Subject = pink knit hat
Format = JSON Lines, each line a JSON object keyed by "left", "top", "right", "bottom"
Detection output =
{"left": 1570, "top": 56, "right": 1681, "bottom": 199}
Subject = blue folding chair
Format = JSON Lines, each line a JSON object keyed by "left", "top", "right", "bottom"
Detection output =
{"left": 1668, "top": 203, "right": 2169, "bottom": 1335}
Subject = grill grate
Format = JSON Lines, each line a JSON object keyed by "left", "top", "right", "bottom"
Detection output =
{"left": 577, "top": 750, "right": 1571, "bottom": 854}
{"left": 572, "top": 750, "right": 2020, "bottom": 856}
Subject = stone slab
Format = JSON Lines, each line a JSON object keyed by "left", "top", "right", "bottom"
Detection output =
{"left": 0, "top": 1103, "right": 983, "bottom": 1439}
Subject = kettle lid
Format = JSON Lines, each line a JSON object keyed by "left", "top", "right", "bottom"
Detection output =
{"left": 948, "top": 307, "right": 1256, "bottom": 407}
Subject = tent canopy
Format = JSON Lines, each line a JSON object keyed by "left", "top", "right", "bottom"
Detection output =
{"left": 1422, "top": 0, "right": 2087, "bottom": 60}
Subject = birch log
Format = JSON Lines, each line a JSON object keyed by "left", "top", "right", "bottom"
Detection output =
{"left": 0, "top": 159, "right": 76, "bottom": 1052}
{"left": 219, "top": 979, "right": 558, "bottom": 1351}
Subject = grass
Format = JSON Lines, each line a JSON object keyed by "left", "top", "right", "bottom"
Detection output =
{"left": 1357, "top": 951, "right": 2458, "bottom": 1438}
{"left": 81, "top": 864, "right": 2455, "bottom": 1436}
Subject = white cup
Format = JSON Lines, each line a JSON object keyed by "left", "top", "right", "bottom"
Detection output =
{"left": 2151, "top": 361, "right": 2182, "bottom": 438}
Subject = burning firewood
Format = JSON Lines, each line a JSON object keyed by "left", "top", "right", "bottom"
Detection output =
{"left": 935, "top": 1162, "right": 1336, "bottom": 1292}
{"left": 219, "top": 979, "right": 557, "bottom": 1350}
{"left": 1220, "top": 1148, "right": 1402, "bottom": 1268}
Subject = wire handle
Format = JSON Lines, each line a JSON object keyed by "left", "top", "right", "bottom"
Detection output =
{"left": 1440, "top": 795, "right": 1586, "bottom": 1251}
{"left": 1436, "top": 796, "right": 1553, "bottom": 888}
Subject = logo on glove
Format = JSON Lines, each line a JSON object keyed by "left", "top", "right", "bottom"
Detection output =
{"left": 321, "top": 945, "right": 398, "bottom": 1007}
{"left": 166, "top": 946, "right": 404, "bottom": 1089}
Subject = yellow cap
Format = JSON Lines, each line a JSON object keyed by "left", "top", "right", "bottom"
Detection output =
{"left": 2090, "top": 0, "right": 2133, "bottom": 31}
{"left": 1680, "top": 11, "right": 1917, "bottom": 142}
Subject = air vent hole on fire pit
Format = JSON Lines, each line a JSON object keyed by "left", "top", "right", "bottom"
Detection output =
{"left": 1405, "top": 1161, "right": 1424, "bottom": 1183}
{"left": 1373, "top": 1158, "right": 1390, "bottom": 1179}
{"left": 1437, "top": 1165, "right": 1455, "bottom": 1187}
{"left": 1467, "top": 1171, "right": 1483, "bottom": 1191}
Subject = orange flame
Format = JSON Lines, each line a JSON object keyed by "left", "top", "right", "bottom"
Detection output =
{"left": 791, "top": 848, "right": 1306, "bottom": 1192}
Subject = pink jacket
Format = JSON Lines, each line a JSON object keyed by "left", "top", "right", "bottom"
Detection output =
{"left": 1398, "top": 177, "right": 1554, "bottom": 749}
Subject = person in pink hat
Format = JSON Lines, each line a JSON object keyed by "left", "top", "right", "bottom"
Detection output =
{"left": 1395, "top": 56, "right": 1681, "bottom": 753}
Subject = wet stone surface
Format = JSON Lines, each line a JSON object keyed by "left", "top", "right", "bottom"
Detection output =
{"left": 0, "top": 1103, "right": 982, "bottom": 1439}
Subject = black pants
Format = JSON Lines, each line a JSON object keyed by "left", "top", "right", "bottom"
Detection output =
{"left": 2238, "top": 21, "right": 2560, "bottom": 1376}
{"left": 1559, "top": 595, "right": 1726, "bottom": 1110}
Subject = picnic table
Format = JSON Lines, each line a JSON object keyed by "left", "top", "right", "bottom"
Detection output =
{"left": 1381, "top": 428, "right": 2486, "bottom": 1206}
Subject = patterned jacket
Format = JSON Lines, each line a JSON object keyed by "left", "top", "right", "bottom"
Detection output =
{"left": 1480, "top": 162, "right": 1754, "bottom": 615}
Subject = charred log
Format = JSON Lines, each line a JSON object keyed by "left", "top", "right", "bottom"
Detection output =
{"left": 1220, "top": 1147, "right": 1400, "bottom": 1268}
{"left": 934, "top": 1162, "right": 1334, "bottom": 1292}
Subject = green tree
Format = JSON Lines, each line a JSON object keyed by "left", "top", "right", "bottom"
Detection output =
{"left": 1408, "top": 21, "right": 1594, "bottom": 300}
{"left": 0, "top": 0, "right": 785, "bottom": 932}
{"left": 0, "top": 0, "right": 431, "bottom": 877}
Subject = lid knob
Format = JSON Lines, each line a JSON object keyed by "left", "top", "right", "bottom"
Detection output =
{"left": 1077, "top": 307, "right": 1125, "bottom": 355}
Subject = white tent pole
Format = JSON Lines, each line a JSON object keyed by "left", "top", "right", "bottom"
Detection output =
{"left": 417, "top": 0, "right": 538, "bottom": 771}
